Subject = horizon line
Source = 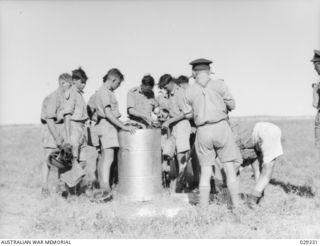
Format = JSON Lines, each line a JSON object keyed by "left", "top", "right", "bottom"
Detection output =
{"left": 0, "top": 115, "right": 314, "bottom": 127}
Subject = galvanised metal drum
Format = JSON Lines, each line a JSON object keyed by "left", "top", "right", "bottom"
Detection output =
{"left": 118, "top": 129, "right": 162, "bottom": 201}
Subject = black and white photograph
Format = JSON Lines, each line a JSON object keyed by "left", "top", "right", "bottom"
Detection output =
{"left": 0, "top": 0, "right": 319, "bottom": 241}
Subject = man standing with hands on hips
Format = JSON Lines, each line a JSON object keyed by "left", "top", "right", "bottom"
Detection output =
{"left": 311, "top": 49, "right": 320, "bottom": 148}
{"left": 181, "top": 58, "right": 243, "bottom": 209}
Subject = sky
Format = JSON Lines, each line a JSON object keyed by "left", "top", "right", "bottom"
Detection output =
{"left": 0, "top": 0, "right": 319, "bottom": 125}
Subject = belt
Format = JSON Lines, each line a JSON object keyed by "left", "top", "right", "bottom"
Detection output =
{"left": 70, "top": 119, "right": 86, "bottom": 124}
{"left": 41, "top": 119, "right": 64, "bottom": 125}
{"left": 197, "top": 119, "right": 225, "bottom": 128}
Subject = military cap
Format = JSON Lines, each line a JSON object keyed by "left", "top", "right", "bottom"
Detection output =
{"left": 311, "top": 50, "right": 320, "bottom": 63}
{"left": 189, "top": 58, "right": 212, "bottom": 71}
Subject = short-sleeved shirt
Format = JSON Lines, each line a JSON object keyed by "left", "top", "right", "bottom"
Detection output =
{"left": 40, "top": 88, "right": 65, "bottom": 124}
{"left": 127, "top": 86, "right": 158, "bottom": 117}
{"left": 156, "top": 91, "right": 170, "bottom": 110}
{"left": 96, "top": 85, "right": 121, "bottom": 119}
{"left": 168, "top": 84, "right": 186, "bottom": 118}
{"left": 64, "top": 86, "right": 88, "bottom": 122}
{"left": 182, "top": 78, "right": 235, "bottom": 126}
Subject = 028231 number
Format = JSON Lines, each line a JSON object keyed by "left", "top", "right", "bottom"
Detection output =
{"left": 300, "top": 240, "right": 318, "bottom": 245}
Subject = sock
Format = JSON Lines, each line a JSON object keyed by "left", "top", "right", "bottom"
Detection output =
{"left": 99, "top": 181, "right": 110, "bottom": 191}
{"left": 227, "top": 180, "right": 241, "bottom": 208}
{"left": 199, "top": 186, "right": 210, "bottom": 206}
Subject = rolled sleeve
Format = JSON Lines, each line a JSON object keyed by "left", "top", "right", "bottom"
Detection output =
{"left": 220, "top": 81, "right": 235, "bottom": 111}
{"left": 97, "top": 89, "right": 112, "bottom": 117}
{"left": 45, "top": 96, "right": 57, "bottom": 119}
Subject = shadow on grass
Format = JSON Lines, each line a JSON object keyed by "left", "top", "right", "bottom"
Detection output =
{"left": 270, "top": 178, "right": 315, "bottom": 198}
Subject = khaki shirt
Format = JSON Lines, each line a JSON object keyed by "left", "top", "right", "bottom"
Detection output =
{"left": 182, "top": 79, "right": 235, "bottom": 126}
{"left": 96, "top": 85, "right": 121, "bottom": 119}
{"left": 127, "top": 86, "right": 158, "bottom": 117}
{"left": 40, "top": 88, "right": 65, "bottom": 124}
{"left": 315, "top": 82, "right": 320, "bottom": 110}
{"left": 156, "top": 91, "right": 170, "bottom": 110}
{"left": 168, "top": 84, "right": 185, "bottom": 118}
{"left": 64, "top": 86, "right": 88, "bottom": 122}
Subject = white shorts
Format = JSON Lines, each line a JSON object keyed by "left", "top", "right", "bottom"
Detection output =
{"left": 252, "top": 122, "right": 283, "bottom": 163}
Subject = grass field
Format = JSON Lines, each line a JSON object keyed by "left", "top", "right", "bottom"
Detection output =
{"left": 0, "top": 118, "right": 320, "bottom": 238}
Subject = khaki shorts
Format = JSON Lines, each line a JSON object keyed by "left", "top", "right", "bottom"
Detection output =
{"left": 195, "top": 120, "right": 242, "bottom": 166}
{"left": 171, "top": 119, "right": 191, "bottom": 153}
{"left": 253, "top": 122, "right": 283, "bottom": 163}
{"left": 97, "top": 118, "right": 119, "bottom": 149}
{"left": 70, "top": 121, "right": 87, "bottom": 161}
{"left": 41, "top": 123, "right": 65, "bottom": 149}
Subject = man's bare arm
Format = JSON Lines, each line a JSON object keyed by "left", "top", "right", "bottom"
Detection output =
{"left": 64, "top": 114, "right": 71, "bottom": 143}
{"left": 312, "top": 84, "right": 320, "bottom": 108}
{"left": 105, "top": 107, "right": 135, "bottom": 134}
{"left": 128, "top": 108, "right": 153, "bottom": 124}
{"left": 46, "top": 118, "right": 62, "bottom": 147}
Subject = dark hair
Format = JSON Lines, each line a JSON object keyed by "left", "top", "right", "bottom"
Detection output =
{"left": 158, "top": 74, "right": 173, "bottom": 89}
{"left": 141, "top": 74, "right": 155, "bottom": 87}
{"left": 103, "top": 68, "right": 124, "bottom": 82}
{"left": 176, "top": 75, "right": 189, "bottom": 85}
{"left": 72, "top": 67, "right": 88, "bottom": 82}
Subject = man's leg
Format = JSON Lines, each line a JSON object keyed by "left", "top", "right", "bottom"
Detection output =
{"left": 223, "top": 161, "right": 241, "bottom": 208}
{"left": 41, "top": 149, "right": 52, "bottom": 196}
{"left": 191, "top": 148, "right": 200, "bottom": 189}
{"left": 41, "top": 124, "right": 59, "bottom": 196}
{"left": 177, "top": 151, "right": 188, "bottom": 172}
{"left": 194, "top": 125, "right": 215, "bottom": 206}
{"left": 173, "top": 151, "right": 189, "bottom": 192}
{"left": 213, "top": 158, "right": 224, "bottom": 182}
{"left": 96, "top": 119, "right": 119, "bottom": 192}
{"left": 199, "top": 165, "right": 212, "bottom": 206}
{"left": 315, "top": 112, "right": 320, "bottom": 148}
{"left": 97, "top": 148, "right": 114, "bottom": 191}
{"left": 173, "top": 120, "right": 191, "bottom": 192}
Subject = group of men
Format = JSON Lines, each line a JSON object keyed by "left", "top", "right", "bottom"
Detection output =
{"left": 40, "top": 58, "right": 284, "bottom": 209}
